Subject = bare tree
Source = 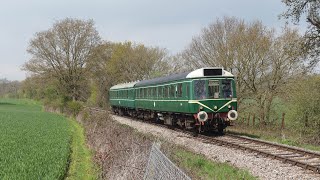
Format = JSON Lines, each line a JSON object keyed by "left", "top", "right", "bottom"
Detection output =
{"left": 182, "top": 17, "right": 305, "bottom": 123}
{"left": 0, "top": 79, "right": 20, "bottom": 98}
{"left": 23, "top": 18, "right": 101, "bottom": 101}
{"left": 281, "top": 0, "right": 320, "bottom": 68}
{"left": 183, "top": 17, "right": 273, "bottom": 105}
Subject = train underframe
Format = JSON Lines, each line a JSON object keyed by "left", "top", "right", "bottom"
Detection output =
{"left": 112, "top": 106, "right": 231, "bottom": 135}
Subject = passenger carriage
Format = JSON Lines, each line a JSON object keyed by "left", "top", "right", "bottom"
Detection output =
{"left": 109, "top": 67, "right": 238, "bottom": 134}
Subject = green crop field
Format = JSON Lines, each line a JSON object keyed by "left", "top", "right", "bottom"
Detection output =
{"left": 0, "top": 99, "right": 72, "bottom": 179}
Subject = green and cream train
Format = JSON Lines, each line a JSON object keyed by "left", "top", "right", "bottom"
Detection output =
{"left": 109, "top": 67, "right": 238, "bottom": 134}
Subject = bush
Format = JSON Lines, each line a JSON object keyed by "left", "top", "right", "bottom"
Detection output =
{"left": 67, "top": 101, "right": 83, "bottom": 117}
{"left": 77, "top": 110, "right": 152, "bottom": 179}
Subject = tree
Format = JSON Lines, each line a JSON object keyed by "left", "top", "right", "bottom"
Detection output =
{"left": 88, "top": 41, "right": 169, "bottom": 107}
{"left": 182, "top": 17, "right": 273, "bottom": 105}
{"left": 182, "top": 17, "right": 305, "bottom": 123}
{"left": 287, "top": 75, "right": 320, "bottom": 142}
{"left": 105, "top": 42, "right": 168, "bottom": 82}
{"left": 0, "top": 79, "right": 20, "bottom": 98}
{"left": 282, "top": 0, "right": 320, "bottom": 68}
{"left": 23, "top": 18, "right": 101, "bottom": 101}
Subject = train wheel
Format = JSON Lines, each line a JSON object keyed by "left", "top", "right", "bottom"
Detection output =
{"left": 192, "top": 125, "right": 199, "bottom": 137}
{"left": 167, "top": 116, "right": 175, "bottom": 129}
{"left": 217, "top": 124, "right": 224, "bottom": 135}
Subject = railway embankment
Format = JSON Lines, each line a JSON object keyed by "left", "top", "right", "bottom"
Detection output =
{"left": 111, "top": 114, "right": 320, "bottom": 180}
{"left": 75, "top": 108, "right": 255, "bottom": 179}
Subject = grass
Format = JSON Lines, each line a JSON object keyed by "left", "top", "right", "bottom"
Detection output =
{"left": 0, "top": 98, "right": 97, "bottom": 179}
{"left": 0, "top": 99, "right": 71, "bottom": 179}
{"left": 171, "top": 148, "right": 257, "bottom": 180}
{"left": 66, "top": 119, "right": 97, "bottom": 180}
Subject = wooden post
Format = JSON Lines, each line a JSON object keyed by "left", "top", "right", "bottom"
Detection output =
{"left": 252, "top": 114, "right": 255, "bottom": 126}
{"left": 281, "top": 112, "right": 285, "bottom": 130}
{"left": 247, "top": 114, "right": 251, "bottom": 126}
{"left": 261, "top": 112, "right": 265, "bottom": 125}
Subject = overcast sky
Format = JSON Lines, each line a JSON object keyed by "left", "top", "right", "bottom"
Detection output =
{"left": 0, "top": 0, "right": 302, "bottom": 81}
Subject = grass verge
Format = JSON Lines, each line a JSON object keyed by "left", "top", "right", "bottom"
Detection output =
{"left": 163, "top": 145, "right": 257, "bottom": 180}
{"left": 66, "top": 119, "right": 98, "bottom": 180}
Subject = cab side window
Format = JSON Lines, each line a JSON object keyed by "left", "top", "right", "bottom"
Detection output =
{"left": 194, "top": 80, "right": 206, "bottom": 100}
{"left": 222, "top": 79, "right": 232, "bottom": 98}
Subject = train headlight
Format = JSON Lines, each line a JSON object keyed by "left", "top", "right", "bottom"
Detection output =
{"left": 227, "top": 110, "right": 238, "bottom": 121}
{"left": 228, "top": 105, "right": 232, "bottom": 109}
{"left": 197, "top": 111, "right": 208, "bottom": 122}
{"left": 214, "top": 106, "right": 218, "bottom": 110}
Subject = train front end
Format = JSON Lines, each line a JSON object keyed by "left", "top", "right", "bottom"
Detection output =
{"left": 187, "top": 68, "right": 238, "bottom": 133}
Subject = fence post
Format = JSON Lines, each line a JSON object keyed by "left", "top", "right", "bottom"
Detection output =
{"left": 261, "top": 112, "right": 265, "bottom": 125}
{"left": 247, "top": 114, "right": 250, "bottom": 126}
{"left": 281, "top": 112, "right": 285, "bottom": 130}
{"left": 252, "top": 114, "right": 255, "bottom": 126}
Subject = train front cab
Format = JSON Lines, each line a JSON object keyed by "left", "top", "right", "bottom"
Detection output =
{"left": 189, "top": 77, "right": 238, "bottom": 133}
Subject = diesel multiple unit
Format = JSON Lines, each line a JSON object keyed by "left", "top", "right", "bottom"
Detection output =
{"left": 109, "top": 67, "right": 238, "bottom": 134}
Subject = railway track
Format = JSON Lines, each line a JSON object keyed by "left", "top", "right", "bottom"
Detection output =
{"left": 206, "top": 134, "right": 320, "bottom": 174}
{"left": 86, "top": 107, "right": 320, "bottom": 174}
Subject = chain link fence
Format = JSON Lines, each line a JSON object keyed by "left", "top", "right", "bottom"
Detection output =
{"left": 144, "top": 143, "right": 191, "bottom": 180}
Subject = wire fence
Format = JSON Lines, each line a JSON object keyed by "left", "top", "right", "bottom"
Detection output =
{"left": 144, "top": 143, "right": 191, "bottom": 180}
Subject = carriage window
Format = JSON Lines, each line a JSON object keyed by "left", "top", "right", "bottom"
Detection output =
{"left": 208, "top": 80, "right": 219, "bottom": 99}
{"left": 186, "top": 84, "right": 189, "bottom": 98}
{"left": 222, "top": 79, "right": 233, "bottom": 98}
{"left": 177, "top": 83, "right": 182, "bottom": 98}
{"left": 158, "top": 87, "right": 161, "bottom": 98}
{"left": 161, "top": 87, "right": 164, "bottom": 98}
{"left": 194, "top": 80, "right": 206, "bottom": 100}
{"left": 156, "top": 87, "right": 159, "bottom": 98}
{"left": 153, "top": 87, "right": 157, "bottom": 98}
{"left": 170, "top": 85, "right": 175, "bottom": 97}
{"left": 163, "top": 86, "right": 167, "bottom": 98}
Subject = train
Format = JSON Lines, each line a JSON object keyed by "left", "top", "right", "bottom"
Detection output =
{"left": 109, "top": 67, "right": 238, "bottom": 134}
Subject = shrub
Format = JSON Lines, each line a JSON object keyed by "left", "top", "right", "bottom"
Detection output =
{"left": 67, "top": 101, "right": 83, "bottom": 117}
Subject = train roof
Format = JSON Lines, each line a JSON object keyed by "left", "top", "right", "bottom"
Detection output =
{"left": 135, "top": 67, "right": 234, "bottom": 87}
{"left": 110, "top": 81, "right": 137, "bottom": 90}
